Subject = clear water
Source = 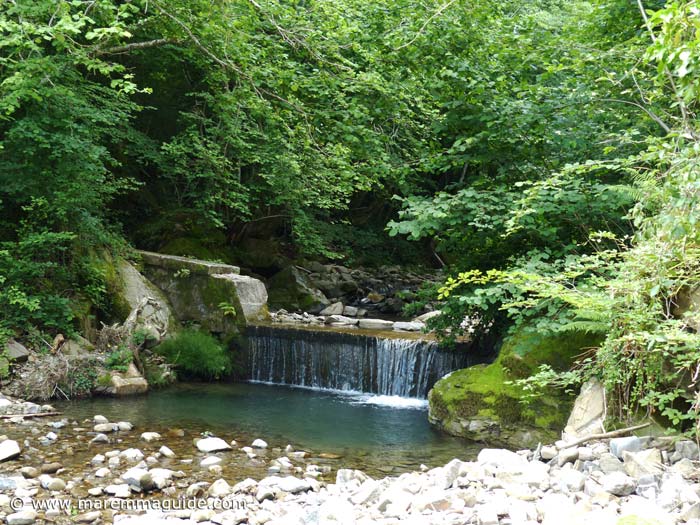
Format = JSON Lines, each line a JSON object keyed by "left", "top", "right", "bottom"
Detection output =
{"left": 56, "top": 382, "right": 480, "bottom": 474}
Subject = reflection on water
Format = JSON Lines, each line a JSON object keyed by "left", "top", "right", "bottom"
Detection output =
{"left": 55, "top": 382, "right": 480, "bottom": 473}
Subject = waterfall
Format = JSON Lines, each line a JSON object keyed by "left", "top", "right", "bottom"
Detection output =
{"left": 243, "top": 325, "right": 475, "bottom": 398}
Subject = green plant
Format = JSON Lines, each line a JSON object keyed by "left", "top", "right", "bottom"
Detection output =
{"left": 155, "top": 329, "right": 231, "bottom": 380}
{"left": 105, "top": 346, "right": 133, "bottom": 372}
{"left": 218, "top": 302, "right": 237, "bottom": 318}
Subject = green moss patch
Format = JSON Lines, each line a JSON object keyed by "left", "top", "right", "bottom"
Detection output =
{"left": 429, "top": 326, "right": 601, "bottom": 447}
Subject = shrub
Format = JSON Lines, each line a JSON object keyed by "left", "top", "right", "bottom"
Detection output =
{"left": 155, "top": 329, "right": 231, "bottom": 380}
{"left": 105, "top": 346, "right": 133, "bottom": 372}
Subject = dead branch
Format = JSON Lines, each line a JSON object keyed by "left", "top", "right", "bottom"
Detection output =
{"left": 560, "top": 422, "right": 651, "bottom": 449}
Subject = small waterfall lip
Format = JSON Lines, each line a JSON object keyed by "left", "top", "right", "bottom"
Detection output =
{"left": 243, "top": 324, "right": 481, "bottom": 400}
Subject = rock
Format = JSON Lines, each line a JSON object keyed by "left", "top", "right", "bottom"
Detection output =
{"left": 196, "top": 437, "right": 232, "bottom": 453}
{"left": 268, "top": 265, "right": 329, "bottom": 313}
{"left": 208, "top": 479, "right": 231, "bottom": 497}
{"left": 429, "top": 328, "right": 597, "bottom": 448}
{"left": 19, "top": 467, "right": 38, "bottom": 479}
{"left": 149, "top": 468, "right": 175, "bottom": 489}
{"left": 343, "top": 306, "right": 359, "bottom": 317}
{"left": 140, "top": 432, "right": 161, "bottom": 442}
{"left": 91, "top": 454, "right": 105, "bottom": 464}
{"left": 320, "top": 302, "right": 344, "bottom": 316}
{"left": 610, "top": 436, "right": 643, "bottom": 459}
{"left": 159, "top": 445, "right": 175, "bottom": 458}
{"left": 94, "top": 423, "right": 118, "bottom": 433}
{"left": 5, "top": 510, "right": 37, "bottom": 525}
{"left": 414, "top": 310, "right": 442, "bottom": 323}
{"left": 597, "top": 453, "right": 626, "bottom": 474}
{"left": 558, "top": 469, "right": 586, "bottom": 492}
{"left": 358, "top": 318, "right": 394, "bottom": 330}
{"left": 94, "top": 415, "right": 109, "bottom": 424}
{"left": 0, "top": 440, "right": 21, "bottom": 462}
{"left": 200, "top": 456, "right": 222, "bottom": 467}
{"left": 274, "top": 476, "right": 311, "bottom": 493}
{"left": 557, "top": 447, "right": 579, "bottom": 467}
{"left": 325, "top": 314, "right": 359, "bottom": 326}
{"left": 540, "top": 446, "right": 558, "bottom": 460}
{"left": 601, "top": 471, "right": 637, "bottom": 496}
{"left": 392, "top": 321, "right": 425, "bottom": 332}
{"left": 478, "top": 448, "right": 527, "bottom": 468}
{"left": 105, "top": 483, "right": 132, "bottom": 498}
{"left": 122, "top": 467, "right": 155, "bottom": 491}
{"left": 562, "top": 378, "right": 606, "bottom": 439}
{"left": 120, "top": 448, "right": 145, "bottom": 462}
{"left": 224, "top": 479, "right": 253, "bottom": 497}
{"left": 41, "top": 477, "right": 66, "bottom": 491}
{"left": 671, "top": 440, "right": 699, "bottom": 463}
{"left": 91, "top": 433, "right": 110, "bottom": 444}
{"left": 622, "top": 448, "right": 663, "bottom": 479}
{"left": 95, "top": 467, "right": 110, "bottom": 478}
{"left": 117, "top": 421, "right": 133, "bottom": 431}
{"left": 252, "top": 438, "right": 268, "bottom": 449}
{"left": 105, "top": 366, "right": 149, "bottom": 397}
{"left": 5, "top": 340, "right": 30, "bottom": 362}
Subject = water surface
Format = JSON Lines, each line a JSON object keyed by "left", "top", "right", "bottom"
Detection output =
{"left": 56, "top": 382, "right": 480, "bottom": 474}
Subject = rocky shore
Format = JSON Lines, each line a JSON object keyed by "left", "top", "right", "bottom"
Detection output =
{"left": 1, "top": 393, "right": 699, "bottom": 525}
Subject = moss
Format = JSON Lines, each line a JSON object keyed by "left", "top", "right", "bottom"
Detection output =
{"left": 429, "top": 325, "right": 602, "bottom": 447}
{"left": 160, "top": 237, "right": 235, "bottom": 264}
{"left": 97, "top": 373, "right": 113, "bottom": 387}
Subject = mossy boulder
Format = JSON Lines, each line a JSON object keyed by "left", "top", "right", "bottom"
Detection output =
{"left": 160, "top": 236, "right": 236, "bottom": 264}
{"left": 267, "top": 265, "right": 330, "bottom": 313}
{"left": 428, "top": 327, "right": 600, "bottom": 448}
{"left": 139, "top": 251, "right": 269, "bottom": 334}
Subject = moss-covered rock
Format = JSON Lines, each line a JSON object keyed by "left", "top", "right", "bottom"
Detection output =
{"left": 139, "top": 251, "right": 269, "bottom": 334}
{"left": 428, "top": 327, "right": 600, "bottom": 448}
{"left": 267, "top": 265, "right": 330, "bottom": 313}
{"left": 160, "top": 236, "right": 236, "bottom": 264}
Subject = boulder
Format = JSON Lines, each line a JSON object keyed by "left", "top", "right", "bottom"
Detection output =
{"left": 268, "top": 266, "right": 329, "bottom": 314}
{"left": 428, "top": 327, "right": 599, "bottom": 448}
{"left": 622, "top": 449, "right": 663, "bottom": 479}
{"left": 601, "top": 471, "right": 637, "bottom": 496}
{"left": 325, "top": 315, "right": 359, "bottom": 326}
{"left": 114, "top": 259, "right": 175, "bottom": 338}
{"left": 562, "top": 378, "right": 606, "bottom": 439}
{"left": 196, "top": 437, "right": 232, "bottom": 453}
{"left": 5, "top": 340, "right": 30, "bottom": 362}
{"left": 5, "top": 510, "right": 37, "bottom": 525}
{"left": 610, "top": 436, "right": 643, "bottom": 459}
{"left": 320, "top": 302, "right": 344, "bottom": 316}
{"left": 0, "top": 440, "right": 21, "bottom": 462}
{"left": 101, "top": 363, "right": 149, "bottom": 396}
{"left": 140, "top": 251, "right": 269, "bottom": 331}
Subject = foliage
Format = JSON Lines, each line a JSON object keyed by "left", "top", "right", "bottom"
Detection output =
{"left": 105, "top": 347, "right": 133, "bottom": 373}
{"left": 414, "top": 1, "right": 700, "bottom": 435}
{"left": 155, "top": 329, "right": 231, "bottom": 380}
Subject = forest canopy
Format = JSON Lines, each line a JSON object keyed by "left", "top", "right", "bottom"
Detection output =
{"left": 2, "top": 1, "right": 700, "bottom": 427}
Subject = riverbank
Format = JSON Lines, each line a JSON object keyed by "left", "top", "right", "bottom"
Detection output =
{"left": 1, "top": 392, "right": 698, "bottom": 525}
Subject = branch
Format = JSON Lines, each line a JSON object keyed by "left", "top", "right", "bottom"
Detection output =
{"left": 598, "top": 98, "right": 671, "bottom": 133}
{"left": 396, "top": 0, "right": 458, "bottom": 50}
{"left": 559, "top": 422, "right": 651, "bottom": 449}
{"left": 99, "top": 38, "right": 174, "bottom": 55}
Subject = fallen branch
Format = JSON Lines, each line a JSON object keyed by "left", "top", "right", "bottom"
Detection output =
{"left": 560, "top": 422, "right": 651, "bottom": 449}
{"left": 0, "top": 411, "right": 63, "bottom": 420}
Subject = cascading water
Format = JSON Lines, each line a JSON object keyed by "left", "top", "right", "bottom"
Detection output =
{"left": 244, "top": 325, "right": 477, "bottom": 398}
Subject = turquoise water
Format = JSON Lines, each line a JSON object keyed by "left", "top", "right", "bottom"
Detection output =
{"left": 56, "top": 382, "right": 480, "bottom": 473}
